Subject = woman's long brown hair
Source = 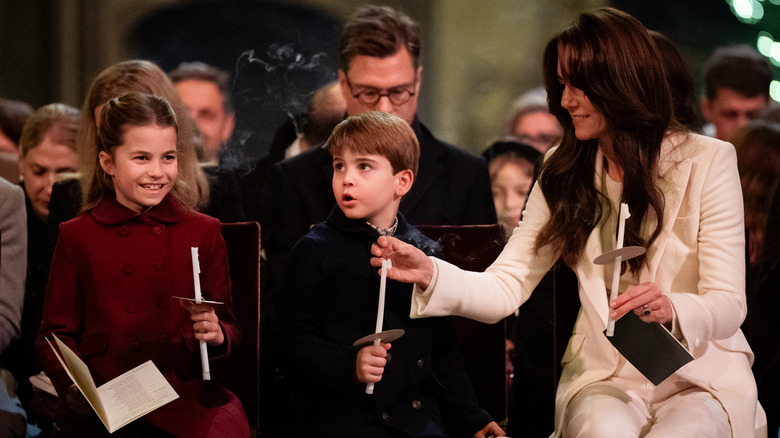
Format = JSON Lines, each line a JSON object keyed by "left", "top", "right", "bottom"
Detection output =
{"left": 536, "top": 8, "right": 675, "bottom": 273}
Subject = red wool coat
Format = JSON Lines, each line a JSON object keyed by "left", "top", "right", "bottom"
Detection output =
{"left": 35, "top": 194, "right": 249, "bottom": 437}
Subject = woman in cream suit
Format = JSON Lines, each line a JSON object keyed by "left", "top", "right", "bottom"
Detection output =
{"left": 372, "top": 8, "right": 765, "bottom": 438}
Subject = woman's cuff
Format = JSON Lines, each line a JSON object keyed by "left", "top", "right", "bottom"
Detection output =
{"left": 420, "top": 257, "right": 438, "bottom": 294}
{"left": 413, "top": 257, "right": 438, "bottom": 296}
{"left": 411, "top": 258, "right": 438, "bottom": 318}
{"left": 666, "top": 295, "right": 683, "bottom": 340}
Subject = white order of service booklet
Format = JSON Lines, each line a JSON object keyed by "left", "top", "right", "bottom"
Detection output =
{"left": 46, "top": 335, "right": 179, "bottom": 433}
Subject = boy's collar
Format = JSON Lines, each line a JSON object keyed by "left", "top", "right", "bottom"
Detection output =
{"left": 326, "top": 206, "right": 408, "bottom": 238}
{"left": 366, "top": 217, "right": 398, "bottom": 237}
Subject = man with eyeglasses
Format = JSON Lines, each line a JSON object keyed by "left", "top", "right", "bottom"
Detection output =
{"left": 266, "top": 6, "right": 500, "bottom": 434}
{"left": 262, "top": 4, "right": 496, "bottom": 293}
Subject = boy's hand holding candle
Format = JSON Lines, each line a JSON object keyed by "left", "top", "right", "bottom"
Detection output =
{"left": 356, "top": 343, "right": 391, "bottom": 384}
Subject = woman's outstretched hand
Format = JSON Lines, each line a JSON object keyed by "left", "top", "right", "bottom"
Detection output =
{"left": 370, "top": 236, "right": 435, "bottom": 289}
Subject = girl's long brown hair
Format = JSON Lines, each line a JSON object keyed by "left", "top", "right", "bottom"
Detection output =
{"left": 78, "top": 60, "right": 209, "bottom": 212}
{"left": 536, "top": 8, "right": 676, "bottom": 273}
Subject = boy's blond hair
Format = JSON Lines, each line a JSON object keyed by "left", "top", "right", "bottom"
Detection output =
{"left": 325, "top": 111, "right": 419, "bottom": 175}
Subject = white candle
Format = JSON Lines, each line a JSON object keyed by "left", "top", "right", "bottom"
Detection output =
{"left": 606, "top": 203, "right": 631, "bottom": 337}
{"left": 366, "top": 258, "right": 392, "bottom": 394}
{"left": 191, "top": 247, "right": 211, "bottom": 380}
{"left": 374, "top": 259, "right": 391, "bottom": 333}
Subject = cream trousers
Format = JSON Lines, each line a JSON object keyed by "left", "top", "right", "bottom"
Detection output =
{"left": 563, "top": 358, "right": 730, "bottom": 438}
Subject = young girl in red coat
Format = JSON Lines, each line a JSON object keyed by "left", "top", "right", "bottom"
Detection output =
{"left": 35, "top": 92, "right": 250, "bottom": 438}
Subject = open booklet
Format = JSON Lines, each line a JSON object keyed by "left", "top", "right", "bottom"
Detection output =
{"left": 46, "top": 335, "right": 179, "bottom": 433}
{"left": 604, "top": 311, "right": 694, "bottom": 385}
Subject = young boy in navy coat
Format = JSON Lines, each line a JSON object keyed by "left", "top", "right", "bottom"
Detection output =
{"left": 274, "top": 111, "right": 503, "bottom": 437}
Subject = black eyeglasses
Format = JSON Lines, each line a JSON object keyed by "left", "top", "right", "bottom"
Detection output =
{"left": 344, "top": 75, "right": 417, "bottom": 106}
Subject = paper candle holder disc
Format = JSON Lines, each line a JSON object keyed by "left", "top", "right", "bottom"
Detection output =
{"left": 593, "top": 246, "right": 646, "bottom": 265}
{"left": 353, "top": 329, "right": 405, "bottom": 347}
{"left": 172, "top": 296, "right": 224, "bottom": 305}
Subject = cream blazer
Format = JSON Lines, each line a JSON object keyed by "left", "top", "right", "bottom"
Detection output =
{"left": 411, "top": 133, "right": 766, "bottom": 437}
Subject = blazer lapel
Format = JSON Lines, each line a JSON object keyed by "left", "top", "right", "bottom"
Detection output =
{"left": 641, "top": 134, "right": 693, "bottom": 283}
{"left": 581, "top": 227, "right": 610, "bottom": 326}
{"left": 578, "top": 134, "right": 693, "bottom": 327}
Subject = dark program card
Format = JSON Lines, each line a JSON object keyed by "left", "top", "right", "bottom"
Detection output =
{"left": 605, "top": 311, "right": 694, "bottom": 385}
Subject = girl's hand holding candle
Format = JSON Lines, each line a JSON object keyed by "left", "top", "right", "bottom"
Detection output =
{"left": 180, "top": 300, "right": 225, "bottom": 346}
{"left": 191, "top": 247, "right": 212, "bottom": 380}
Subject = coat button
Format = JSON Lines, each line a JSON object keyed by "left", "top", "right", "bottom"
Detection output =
{"left": 121, "top": 265, "right": 134, "bottom": 276}
{"left": 125, "top": 303, "right": 137, "bottom": 313}
{"left": 158, "top": 334, "right": 168, "bottom": 344}
{"left": 156, "top": 298, "right": 168, "bottom": 309}
{"left": 416, "top": 359, "right": 424, "bottom": 369}
{"left": 386, "top": 353, "right": 392, "bottom": 364}
{"left": 119, "top": 226, "right": 131, "bottom": 236}
{"left": 153, "top": 263, "right": 165, "bottom": 271}
{"left": 411, "top": 400, "right": 422, "bottom": 409}
{"left": 381, "top": 412, "right": 390, "bottom": 421}
{"left": 150, "top": 227, "right": 162, "bottom": 236}
{"left": 129, "top": 342, "right": 140, "bottom": 352}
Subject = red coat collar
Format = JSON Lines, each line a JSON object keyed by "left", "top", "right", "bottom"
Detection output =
{"left": 90, "top": 194, "right": 190, "bottom": 225}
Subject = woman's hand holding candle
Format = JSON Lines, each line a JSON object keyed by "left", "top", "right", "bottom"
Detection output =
{"left": 370, "top": 236, "right": 434, "bottom": 289}
{"left": 610, "top": 282, "right": 674, "bottom": 328}
{"left": 606, "top": 203, "right": 630, "bottom": 336}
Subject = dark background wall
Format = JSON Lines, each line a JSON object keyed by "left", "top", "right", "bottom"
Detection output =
{"left": 0, "top": 0, "right": 777, "bottom": 153}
